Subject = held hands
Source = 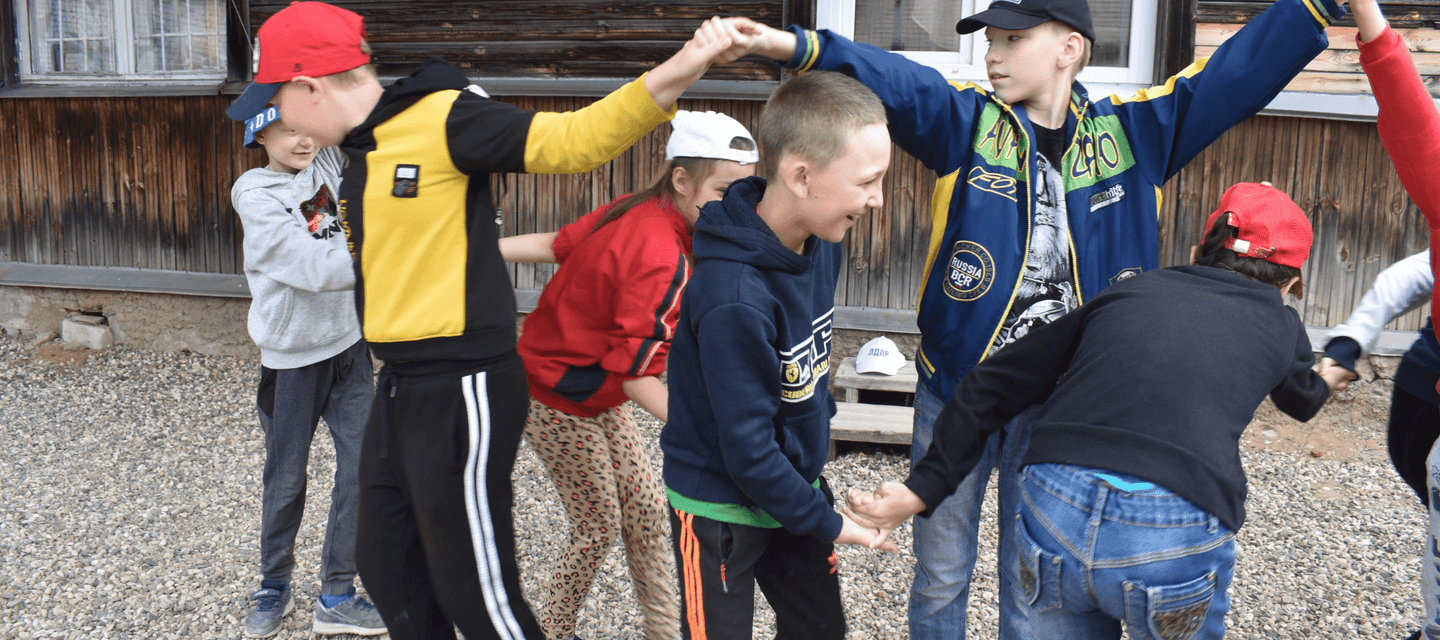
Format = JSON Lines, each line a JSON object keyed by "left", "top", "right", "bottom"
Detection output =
{"left": 836, "top": 481, "right": 928, "bottom": 551}
{"left": 1317, "top": 356, "right": 1360, "bottom": 392}
{"left": 716, "top": 18, "right": 800, "bottom": 61}
{"left": 834, "top": 510, "right": 900, "bottom": 553}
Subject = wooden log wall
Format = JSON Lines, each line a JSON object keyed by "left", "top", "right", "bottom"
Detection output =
{"left": 0, "top": 96, "right": 252, "bottom": 274}
{"left": 1197, "top": 0, "right": 1440, "bottom": 97}
{"left": 248, "top": 0, "right": 792, "bottom": 81}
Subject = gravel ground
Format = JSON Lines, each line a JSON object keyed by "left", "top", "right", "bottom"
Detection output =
{"left": 0, "top": 333, "right": 1428, "bottom": 639}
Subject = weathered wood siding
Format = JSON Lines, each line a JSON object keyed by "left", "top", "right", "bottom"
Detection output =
{"left": 0, "top": 96, "right": 251, "bottom": 274}
{"left": 1197, "top": 0, "right": 1440, "bottom": 97}
{"left": 1160, "top": 114, "right": 1432, "bottom": 331}
{"left": 248, "top": 1, "right": 792, "bottom": 80}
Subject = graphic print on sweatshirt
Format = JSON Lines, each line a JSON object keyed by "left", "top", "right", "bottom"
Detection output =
{"left": 300, "top": 184, "right": 343, "bottom": 240}
{"left": 780, "top": 309, "right": 835, "bottom": 403}
{"left": 990, "top": 155, "right": 1078, "bottom": 353}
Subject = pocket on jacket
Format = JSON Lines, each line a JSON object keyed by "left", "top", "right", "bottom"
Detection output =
{"left": 777, "top": 408, "right": 827, "bottom": 476}
{"left": 551, "top": 362, "right": 608, "bottom": 403}
{"left": 253, "top": 287, "right": 296, "bottom": 339}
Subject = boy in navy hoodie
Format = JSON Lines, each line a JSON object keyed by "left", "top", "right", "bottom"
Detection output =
{"left": 660, "top": 71, "right": 897, "bottom": 639}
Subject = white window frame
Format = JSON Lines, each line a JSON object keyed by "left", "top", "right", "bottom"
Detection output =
{"left": 817, "top": 0, "right": 1158, "bottom": 96}
{"left": 14, "top": 0, "right": 227, "bottom": 86}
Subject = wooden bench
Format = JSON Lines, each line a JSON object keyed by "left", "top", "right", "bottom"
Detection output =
{"left": 829, "top": 356, "right": 917, "bottom": 447}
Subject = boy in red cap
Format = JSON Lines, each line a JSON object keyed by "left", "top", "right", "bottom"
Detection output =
{"left": 226, "top": 4, "right": 748, "bottom": 640}
{"left": 846, "top": 182, "right": 1342, "bottom": 639}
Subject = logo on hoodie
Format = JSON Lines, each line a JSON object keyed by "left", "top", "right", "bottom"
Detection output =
{"left": 301, "top": 184, "right": 343, "bottom": 240}
{"left": 780, "top": 309, "right": 834, "bottom": 403}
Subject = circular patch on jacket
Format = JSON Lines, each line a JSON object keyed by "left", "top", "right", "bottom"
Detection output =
{"left": 942, "top": 240, "right": 994, "bottom": 301}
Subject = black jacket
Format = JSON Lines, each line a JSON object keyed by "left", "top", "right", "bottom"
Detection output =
{"left": 907, "top": 265, "right": 1329, "bottom": 531}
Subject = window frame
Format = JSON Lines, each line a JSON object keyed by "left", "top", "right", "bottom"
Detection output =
{"left": 816, "top": 0, "right": 1159, "bottom": 94}
{"left": 11, "top": 0, "right": 230, "bottom": 88}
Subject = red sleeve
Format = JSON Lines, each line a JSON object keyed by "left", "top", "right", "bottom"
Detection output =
{"left": 1361, "top": 27, "right": 1440, "bottom": 230}
{"left": 598, "top": 224, "right": 691, "bottom": 379}
{"left": 551, "top": 207, "right": 609, "bottom": 264}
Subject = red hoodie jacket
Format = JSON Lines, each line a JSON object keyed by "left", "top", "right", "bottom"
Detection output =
{"left": 518, "top": 196, "right": 693, "bottom": 417}
{"left": 1359, "top": 26, "right": 1440, "bottom": 392}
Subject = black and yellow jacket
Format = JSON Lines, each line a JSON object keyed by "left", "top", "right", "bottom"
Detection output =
{"left": 338, "top": 59, "right": 675, "bottom": 362}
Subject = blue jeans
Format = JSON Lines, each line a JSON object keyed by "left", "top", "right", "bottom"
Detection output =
{"left": 1016, "top": 463, "right": 1236, "bottom": 640}
{"left": 908, "top": 383, "right": 1033, "bottom": 640}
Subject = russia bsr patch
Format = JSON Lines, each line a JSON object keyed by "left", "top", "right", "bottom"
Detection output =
{"left": 943, "top": 240, "right": 994, "bottom": 302}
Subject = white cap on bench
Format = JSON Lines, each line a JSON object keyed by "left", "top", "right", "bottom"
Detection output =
{"left": 856, "top": 336, "right": 904, "bottom": 376}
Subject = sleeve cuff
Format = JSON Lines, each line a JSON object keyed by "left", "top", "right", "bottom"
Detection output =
{"left": 1323, "top": 336, "right": 1362, "bottom": 372}
{"left": 902, "top": 474, "right": 945, "bottom": 519}
{"left": 1358, "top": 24, "right": 1400, "bottom": 62}
{"left": 784, "top": 25, "right": 820, "bottom": 72}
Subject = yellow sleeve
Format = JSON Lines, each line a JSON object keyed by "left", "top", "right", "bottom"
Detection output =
{"left": 523, "top": 73, "right": 677, "bottom": 174}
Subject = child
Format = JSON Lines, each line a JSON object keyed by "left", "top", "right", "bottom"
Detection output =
{"left": 230, "top": 107, "right": 384, "bottom": 637}
{"left": 1320, "top": 250, "right": 1437, "bottom": 505}
{"left": 499, "top": 110, "right": 758, "bottom": 640}
{"left": 846, "top": 182, "right": 1333, "bottom": 640}
{"left": 1347, "top": 0, "right": 1440, "bottom": 635}
{"left": 226, "top": 4, "right": 747, "bottom": 639}
{"left": 726, "top": 0, "right": 1345, "bottom": 634}
{"left": 659, "top": 71, "right": 896, "bottom": 640}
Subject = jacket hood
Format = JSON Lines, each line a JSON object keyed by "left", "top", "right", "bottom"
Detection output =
{"left": 232, "top": 166, "right": 297, "bottom": 197}
{"left": 692, "top": 176, "right": 815, "bottom": 274}
{"left": 352, "top": 57, "right": 469, "bottom": 136}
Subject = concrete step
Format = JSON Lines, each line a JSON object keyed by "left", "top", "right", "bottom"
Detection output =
{"left": 830, "top": 401, "right": 914, "bottom": 445}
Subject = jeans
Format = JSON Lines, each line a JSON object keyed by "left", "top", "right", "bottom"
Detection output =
{"left": 908, "top": 383, "right": 1033, "bottom": 640}
{"left": 1423, "top": 438, "right": 1440, "bottom": 639}
{"left": 1016, "top": 463, "right": 1235, "bottom": 640}
{"left": 258, "top": 339, "right": 373, "bottom": 595}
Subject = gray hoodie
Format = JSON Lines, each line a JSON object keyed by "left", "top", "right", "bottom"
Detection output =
{"left": 231, "top": 147, "right": 362, "bottom": 369}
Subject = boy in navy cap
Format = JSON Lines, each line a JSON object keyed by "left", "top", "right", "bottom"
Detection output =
{"left": 725, "top": 0, "right": 1348, "bottom": 636}
{"left": 847, "top": 182, "right": 1335, "bottom": 639}
{"left": 231, "top": 106, "right": 383, "bottom": 637}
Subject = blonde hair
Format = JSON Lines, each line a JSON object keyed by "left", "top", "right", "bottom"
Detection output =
{"left": 1047, "top": 21, "right": 1093, "bottom": 74}
{"left": 328, "top": 41, "right": 378, "bottom": 87}
{"left": 758, "top": 71, "right": 886, "bottom": 181}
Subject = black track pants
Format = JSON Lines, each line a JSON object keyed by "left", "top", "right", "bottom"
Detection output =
{"left": 356, "top": 354, "right": 543, "bottom": 640}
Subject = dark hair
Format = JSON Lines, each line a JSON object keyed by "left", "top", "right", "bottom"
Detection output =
{"left": 1194, "top": 212, "right": 1304, "bottom": 298}
{"left": 590, "top": 157, "right": 720, "bottom": 233}
{"left": 758, "top": 71, "right": 886, "bottom": 181}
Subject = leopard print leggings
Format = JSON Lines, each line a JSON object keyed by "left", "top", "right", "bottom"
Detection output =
{"left": 523, "top": 398, "right": 680, "bottom": 640}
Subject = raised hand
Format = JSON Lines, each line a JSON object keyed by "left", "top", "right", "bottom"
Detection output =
{"left": 1317, "top": 356, "right": 1359, "bottom": 392}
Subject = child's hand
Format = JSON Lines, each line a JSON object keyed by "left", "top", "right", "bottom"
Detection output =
{"left": 645, "top": 17, "right": 745, "bottom": 110}
{"left": 842, "top": 481, "right": 926, "bottom": 531}
{"left": 719, "top": 18, "right": 799, "bottom": 61}
{"left": 1317, "top": 356, "right": 1359, "bottom": 392}
{"left": 834, "top": 510, "right": 900, "bottom": 553}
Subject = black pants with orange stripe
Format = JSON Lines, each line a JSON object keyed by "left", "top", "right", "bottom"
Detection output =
{"left": 670, "top": 501, "right": 845, "bottom": 640}
{"left": 355, "top": 354, "right": 544, "bottom": 640}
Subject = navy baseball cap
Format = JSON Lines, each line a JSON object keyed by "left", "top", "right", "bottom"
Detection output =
{"left": 243, "top": 106, "right": 281, "bottom": 149}
{"left": 957, "top": 0, "right": 1096, "bottom": 43}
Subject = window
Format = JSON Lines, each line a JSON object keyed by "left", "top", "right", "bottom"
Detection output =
{"left": 818, "top": 0, "right": 1157, "bottom": 92}
{"left": 15, "top": 0, "right": 227, "bottom": 83}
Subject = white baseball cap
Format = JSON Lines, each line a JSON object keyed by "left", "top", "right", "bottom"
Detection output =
{"left": 856, "top": 336, "right": 905, "bottom": 376}
{"left": 666, "top": 110, "right": 758, "bottom": 165}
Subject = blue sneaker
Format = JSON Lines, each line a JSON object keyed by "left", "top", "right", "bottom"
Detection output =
{"left": 244, "top": 587, "right": 293, "bottom": 638}
{"left": 313, "top": 594, "right": 387, "bottom": 636}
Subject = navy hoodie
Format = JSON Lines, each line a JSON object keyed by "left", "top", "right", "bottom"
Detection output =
{"left": 661, "top": 176, "right": 844, "bottom": 542}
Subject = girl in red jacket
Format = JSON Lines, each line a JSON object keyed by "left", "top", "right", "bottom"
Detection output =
{"left": 1342, "top": 1, "right": 1440, "bottom": 638}
{"left": 500, "top": 110, "right": 756, "bottom": 640}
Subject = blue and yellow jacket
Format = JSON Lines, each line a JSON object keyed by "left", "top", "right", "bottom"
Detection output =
{"left": 785, "top": 0, "right": 1342, "bottom": 399}
{"left": 338, "top": 59, "right": 674, "bottom": 362}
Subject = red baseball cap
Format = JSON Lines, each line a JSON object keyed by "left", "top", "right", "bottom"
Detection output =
{"left": 226, "top": 2, "right": 370, "bottom": 121}
{"left": 1203, "top": 182, "right": 1313, "bottom": 268}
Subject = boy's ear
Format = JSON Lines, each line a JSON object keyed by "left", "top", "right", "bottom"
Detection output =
{"left": 777, "top": 154, "right": 811, "bottom": 199}
{"left": 290, "top": 75, "right": 325, "bottom": 99}
{"left": 1059, "top": 31, "right": 1084, "bottom": 71}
